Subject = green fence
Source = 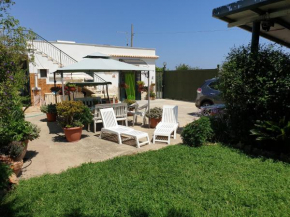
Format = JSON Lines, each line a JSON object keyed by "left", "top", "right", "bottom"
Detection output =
{"left": 163, "top": 69, "right": 218, "bottom": 101}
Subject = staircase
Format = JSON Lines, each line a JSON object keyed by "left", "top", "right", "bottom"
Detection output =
{"left": 29, "top": 31, "right": 107, "bottom": 83}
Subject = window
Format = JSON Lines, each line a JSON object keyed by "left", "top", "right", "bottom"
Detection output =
{"left": 208, "top": 81, "right": 219, "bottom": 91}
{"left": 40, "top": 69, "right": 48, "bottom": 78}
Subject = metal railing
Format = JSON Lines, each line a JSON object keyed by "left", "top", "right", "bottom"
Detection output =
{"left": 29, "top": 31, "right": 77, "bottom": 67}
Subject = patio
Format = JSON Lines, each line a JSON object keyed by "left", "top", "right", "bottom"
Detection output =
{"left": 21, "top": 99, "right": 199, "bottom": 179}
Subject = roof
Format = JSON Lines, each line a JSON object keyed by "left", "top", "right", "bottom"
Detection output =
{"left": 51, "top": 41, "right": 156, "bottom": 51}
{"left": 212, "top": 0, "right": 290, "bottom": 48}
{"left": 111, "top": 54, "right": 159, "bottom": 59}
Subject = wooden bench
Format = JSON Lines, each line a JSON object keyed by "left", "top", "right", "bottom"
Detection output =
{"left": 91, "top": 103, "right": 128, "bottom": 133}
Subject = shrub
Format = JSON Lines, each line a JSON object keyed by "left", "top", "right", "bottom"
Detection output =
{"left": 181, "top": 117, "right": 213, "bottom": 147}
{"left": 146, "top": 107, "right": 162, "bottom": 119}
{"left": 219, "top": 44, "right": 290, "bottom": 146}
{"left": 56, "top": 101, "right": 93, "bottom": 128}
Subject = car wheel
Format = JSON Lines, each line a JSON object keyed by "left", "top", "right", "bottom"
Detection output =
{"left": 201, "top": 101, "right": 213, "bottom": 107}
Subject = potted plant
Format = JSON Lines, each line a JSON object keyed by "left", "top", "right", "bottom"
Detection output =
{"left": 41, "top": 103, "right": 57, "bottom": 122}
{"left": 137, "top": 81, "right": 145, "bottom": 92}
{"left": 146, "top": 107, "right": 163, "bottom": 128}
{"left": 50, "top": 86, "right": 61, "bottom": 94}
{"left": 56, "top": 101, "right": 93, "bottom": 142}
{"left": 66, "top": 83, "right": 77, "bottom": 92}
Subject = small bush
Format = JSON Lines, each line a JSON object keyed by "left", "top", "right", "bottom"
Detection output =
{"left": 181, "top": 117, "right": 213, "bottom": 147}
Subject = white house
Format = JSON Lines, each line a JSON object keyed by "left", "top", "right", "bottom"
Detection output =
{"left": 29, "top": 38, "right": 158, "bottom": 105}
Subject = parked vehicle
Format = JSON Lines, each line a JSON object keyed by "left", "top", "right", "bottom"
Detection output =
{"left": 195, "top": 78, "right": 223, "bottom": 108}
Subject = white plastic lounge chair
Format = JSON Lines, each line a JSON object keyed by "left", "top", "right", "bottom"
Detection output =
{"left": 100, "top": 108, "right": 150, "bottom": 148}
{"left": 153, "top": 105, "right": 178, "bottom": 144}
{"left": 128, "top": 103, "right": 148, "bottom": 126}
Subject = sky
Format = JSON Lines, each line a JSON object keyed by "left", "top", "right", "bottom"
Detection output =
{"left": 9, "top": 0, "right": 282, "bottom": 69}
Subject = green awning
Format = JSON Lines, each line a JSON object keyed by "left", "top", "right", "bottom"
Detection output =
{"left": 69, "top": 82, "right": 112, "bottom": 87}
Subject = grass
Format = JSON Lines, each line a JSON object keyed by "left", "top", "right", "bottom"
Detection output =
{"left": 1, "top": 144, "right": 290, "bottom": 216}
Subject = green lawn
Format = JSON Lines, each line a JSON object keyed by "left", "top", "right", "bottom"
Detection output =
{"left": 1, "top": 145, "right": 290, "bottom": 217}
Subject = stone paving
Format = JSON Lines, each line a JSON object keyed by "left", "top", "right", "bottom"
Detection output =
{"left": 21, "top": 99, "right": 199, "bottom": 179}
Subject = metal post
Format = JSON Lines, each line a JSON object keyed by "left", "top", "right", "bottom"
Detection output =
{"left": 148, "top": 70, "right": 150, "bottom": 128}
{"left": 54, "top": 72, "right": 57, "bottom": 104}
{"left": 251, "top": 21, "right": 260, "bottom": 54}
{"left": 131, "top": 24, "right": 134, "bottom": 47}
{"left": 61, "top": 72, "right": 65, "bottom": 101}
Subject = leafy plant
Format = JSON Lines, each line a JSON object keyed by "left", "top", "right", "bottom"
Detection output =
{"left": 136, "top": 81, "right": 145, "bottom": 86}
{"left": 50, "top": 86, "right": 61, "bottom": 93}
{"left": 66, "top": 83, "right": 76, "bottom": 88}
{"left": 122, "top": 99, "right": 136, "bottom": 106}
{"left": 56, "top": 101, "right": 93, "bottom": 128}
{"left": 7, "top": 141, "right": 24, "bottom": 160}
{"left": 40, "top": 103, "right": 57, "bottom": 114}
{"left": 149, "top": 91, "right": 156, "bottom": 98}
{"left": 181, "top": 117, "right": 213, "bottom": 147}
{"left": 250, "top": 118, "right": 290, "bottom": 146}
{"left": 146, "top": 107, "right": 162, "bottom": 119}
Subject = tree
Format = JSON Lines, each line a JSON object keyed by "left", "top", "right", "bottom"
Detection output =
{"left": 0, "top": 0, "right": 35, "bottom": 189}
{"left": 219, "top": 43, "right": 290, "bottom": 150}
{"left": 175, "top": 63, "right": 200, "bottom": 71}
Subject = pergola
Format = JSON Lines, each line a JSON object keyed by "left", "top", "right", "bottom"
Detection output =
{"left": 213, "top": 0, "right": 290, "bottom": 51}
{"left": 54, "top": 52, "right": 152, "bottom": 110}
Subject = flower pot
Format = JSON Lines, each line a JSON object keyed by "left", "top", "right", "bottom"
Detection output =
{"left": 46, "top": 113, "right": 57, "bottom": 122}
{"left": 150, "top": 118, "right": 161, "bottom": 128}
{"left": 11, "top": 160, "right": 23, "bottom": 176}
{"left": 69, "top": 87, "right": 76, "bottom": 92}
{"left": 150, "top": 97, "right": 155, "bottom": 100}
{"left": 63, "top": 127, "right": 83, "bottom": 142}
{"left": 12, "top": 140, "right": 28, "bottom": 162}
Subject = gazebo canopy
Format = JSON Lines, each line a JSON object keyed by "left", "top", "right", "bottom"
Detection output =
{"left": 54, "top": 52, "right": 146, "bottom": 73}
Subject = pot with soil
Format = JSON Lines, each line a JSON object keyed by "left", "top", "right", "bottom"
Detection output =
{"left": 63, "top": 126, "right": 83, "bottom": 142}
{"left": 41, "top": 103, "right": 57, "bottom": 122}
{"left": 56, "top": 101, "right": 93, "bottom": 142}
{"left": 146, "top": 107, "right": 163, "bottom": 128}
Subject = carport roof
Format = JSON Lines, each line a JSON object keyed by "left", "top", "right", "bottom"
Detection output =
{"left": 212, "top": 0, "right": 290, "bottom": 48}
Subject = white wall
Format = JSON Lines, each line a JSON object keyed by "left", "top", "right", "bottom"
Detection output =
{"left": 29, "top": 41, "right": 158, "bottom": 95}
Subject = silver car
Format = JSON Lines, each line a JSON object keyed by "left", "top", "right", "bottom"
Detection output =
{"left": 195, "top": 78, "right": 223, "bottom": 108}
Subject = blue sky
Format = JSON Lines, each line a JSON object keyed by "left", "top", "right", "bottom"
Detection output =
{"left": 11, "top": 0, "right": 277, "bottom": 69}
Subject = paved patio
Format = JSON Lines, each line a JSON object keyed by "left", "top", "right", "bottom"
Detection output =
{"left": 21, "top": 99, "right": 199, "bottom": 179}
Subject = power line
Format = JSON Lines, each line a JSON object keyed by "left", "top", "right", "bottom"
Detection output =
{"left": 135, "top": 29, "right": 239, "bottom": 35}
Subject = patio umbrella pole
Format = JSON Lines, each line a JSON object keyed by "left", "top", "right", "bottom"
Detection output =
{"left": 148, "top": 70, "right": 150, "bottom": 128}
{"left": 106, "top": 84, "right": 109, "bottom": 102}
{"left": 61, "top": 72, "right": 65, "bottom": 101}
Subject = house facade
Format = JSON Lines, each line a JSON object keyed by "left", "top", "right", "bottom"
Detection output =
{"left": 29, "top": 38, "right": 158, "bottom": 105}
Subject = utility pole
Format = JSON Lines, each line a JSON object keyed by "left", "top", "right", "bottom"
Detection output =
{"left": 131, "top": 24, "right": 134, "bottom": 47}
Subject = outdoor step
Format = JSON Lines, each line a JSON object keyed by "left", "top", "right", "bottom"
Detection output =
{"left": 42, "top": 53, "right": 48, "bottom": 57}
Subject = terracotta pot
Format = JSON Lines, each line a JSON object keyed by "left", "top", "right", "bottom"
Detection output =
{"left": 150, "top": 97, "right": 155, "bottom": 100}
{"left": 13, "top": 140, "right": 28, "bottom": 162}
{"left": 47, "top": 113, "right": 57, "bottom": 122}
{"left": 63, "top": 127, "right": 83, "bottom": 142}
{"left": 11, "top": 160, "right": 23, "bottom": 176}
{"left": 150, "top": 118, "right": 161, "bottom": 128}
{"left": 69, "top": 87, "right": 76, "bottom": 92}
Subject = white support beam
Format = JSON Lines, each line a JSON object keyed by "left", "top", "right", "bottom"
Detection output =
{"left": 228, "top": 8, "right": 290, "bottom": 28}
